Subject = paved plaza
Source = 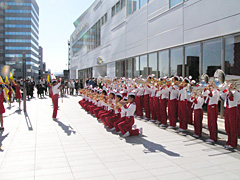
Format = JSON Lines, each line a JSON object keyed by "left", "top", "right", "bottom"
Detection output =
{"left": 0, "top": 95, "right": 240, "bottom": 180}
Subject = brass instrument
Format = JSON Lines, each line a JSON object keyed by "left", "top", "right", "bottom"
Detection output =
{"left": 214, "top": 69, "right": 240, "bottom": 92}
{"left": 187, "top": 74, "right": 209, "bottom": 96}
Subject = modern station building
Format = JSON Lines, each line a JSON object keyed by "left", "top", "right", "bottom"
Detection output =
{"left": 69, "top": 0, "right": 240, "bottom": 82}
{"left": 0, "top": 0, "right": 39, "bottom": 79}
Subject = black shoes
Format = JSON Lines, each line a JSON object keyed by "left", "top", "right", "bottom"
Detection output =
{"left": 0, "top": 127, "right": 4, "bottom": 131}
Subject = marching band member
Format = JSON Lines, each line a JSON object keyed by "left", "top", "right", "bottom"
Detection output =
{"left": 202, "top": 82, "right": 220, "bottom": 142}
{"left": 154, "top": 82, "right": 161, "bottom": 124}
{"left": 143, "top": 77, "right": 152, "bottom": 120}
{"left": 99, "top": 91, "right": 115, "bottom": 127}
{"left": 150, "top": 83, "right": 158, "bottom": 122}
{"left": 238, "top": 99, "right": 240, "bottom": 138}
{"left": 220, "top": 83, "right": 240, "bottom": 148}
{"left": 0, "top": 83, "right": 6, "bottom": 131}
{"left": 11, "top": 80, "right": 22, "bottom": 109}
{"left": 113, "top": 96, "right": 128, "bottom": 133}
{"left": 52, "top": 79, "right": 61, "bottom": 120}
{"left": 106, "top": 93, "right": 123, "bottom": 130}
{"left": 191, "top": 91, "right": 204, "bottom": 137}
{"left": 187, "top": 79, "right": 194, "bottom": 125}
{"left": 178, "top": 78, "right": 189, "bottom": 132}
{"left": 93, "top": 90, "right": 107, "bottom": 120}
{"left": 159, "top": 79, "right": 169, "bottom": 127}
{"left": 118, "top": 93, "right": 143, "bottom": 137}
{"left": 167, "top": 76, "right": 179, "bottom": 128}
{"left": 135, "top": 84, "right": 144, "bottom": 118}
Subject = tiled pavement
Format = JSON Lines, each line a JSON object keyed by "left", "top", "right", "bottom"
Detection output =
{"left": 0, "top": 94, "right": 240, "bottom": 180}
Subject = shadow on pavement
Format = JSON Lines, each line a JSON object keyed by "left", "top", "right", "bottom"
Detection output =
{"left": 8, "top": 109, "right": 22, "bottom": 116}
{"left": 25, "top": 112, "right": 33, "bottom": 131}
{"left": 0, "top": 132, "right": 9, "bottom": 152}
{"left": 55, "top": 120, "right": 76, "bottom": 136}
{"left": 125, "top": 136, "right": 180, "bottom": 157}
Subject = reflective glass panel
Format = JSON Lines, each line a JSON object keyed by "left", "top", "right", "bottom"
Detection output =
{"left": 116, "top": 61, "right": 126, "bottom": 78}
{"left": 112, "top": 6, "right": 116, "bottom": 17}
{"left": 133, "top": 0, "right": 139, "bottom": 12}
{"left": 121, "top": 0, "right": 126, "bottom": 8}
{"left": 159, "top": 50, "right": 169, "bottom": 77}
{"left": 133, "top": 56, "right": 139, "bottom": 77}
{"left": 127, "top": 0, "right": 133, "bottom": 16}
{"left": 203, "top": 39, "right": 222, "bottom": 77}
{"left": 116, "top": 1, "right": 121, "bottom": 13}
{"left": 126, "top": 58, "right": 133, "bottom": 78}
{"left": 225, "top": 35, "right": 240, "bottom": 76}
{"left": 140, "top": 0, "right": 147, "bottom": 8}
{"left": 171, "top": 47, "right": 183, "bottom": 76}
{"left": 170, "top": 0, "right": 183, "bottom": 8}
{"left": 185, "top": 43, "right": 200, "bottom": 82}
{"left": 148, "top": 53, "right": 157, "bottom": 77}
{"left": 140, "top": 55, "right": 148, "bottom": 78}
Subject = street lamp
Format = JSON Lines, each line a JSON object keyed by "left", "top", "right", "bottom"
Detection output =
{"left": 22, "top": 52, "right": 27, "bottom": 112}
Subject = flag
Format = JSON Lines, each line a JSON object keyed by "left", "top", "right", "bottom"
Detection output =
{"left": 0, "top": 76, "right": 9, "bottom": 101}
{"left": 47, "top": 75, "right": 50, "bottom": 83}
{"left": 10, "top": 72, "right": 16, "bottom": 84}
{"left": 5, "top": 76, "right": 9, "bottom": 84}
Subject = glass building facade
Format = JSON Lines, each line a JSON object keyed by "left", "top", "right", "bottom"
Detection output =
{"left": 0, "top": 0, "right": 39, "bottom": 79}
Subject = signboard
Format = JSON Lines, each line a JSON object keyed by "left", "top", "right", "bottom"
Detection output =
{"left": 97, "top": 57, "right": 103, "bottom": 65}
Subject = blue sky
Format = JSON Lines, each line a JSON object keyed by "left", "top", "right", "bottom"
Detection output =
{"left": 37, "top": 0, "right": 95, "bottom": 73}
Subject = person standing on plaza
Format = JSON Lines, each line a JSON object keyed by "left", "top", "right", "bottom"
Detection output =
{"left": 220, "top": 83, "right": 240, "bottom": 148}
{"left": 75, "top": 80, "right": 79, "bottom": 96}
{"left": 191, "top": 92, "right": 204, "bottom": 137}
{"left": 11, "top": 80, "right": 22, "bottom": 109}
{"left": 202, "top": 82, "right": 220, "bottom": 143}
{"left": 79, "top": 79, "right": 84, "bottom": 89}
{"left": 52, "top": 79, "right": 61, "bottom": 120}
{"left": 0, "top": 83, "right": 6, "bottom": 131}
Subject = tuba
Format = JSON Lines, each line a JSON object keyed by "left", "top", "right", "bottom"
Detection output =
{"left": 214, "top": 69, "right": 240, "bottom": 92}
{"left": 214, "top": 69, "right": 225, "bottom": 89}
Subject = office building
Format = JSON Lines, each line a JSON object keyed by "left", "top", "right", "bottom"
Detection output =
{"left": 69, "top": 0, "right": 240, "bottom": 82}
{"left": 0, "top": 0, "right": 39, "bottom": 80}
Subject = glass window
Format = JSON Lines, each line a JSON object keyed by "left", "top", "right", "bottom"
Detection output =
{"left": 5, "top": 17, "right": 31, "bottom": 20}
{"left": 185, "top": 43, "right": 201, "bottom": 82}
{"left": 121, "top": 0, "right": 126, "bottom": 8}
{"left": 5, "top": 24, "right": 31, "bottom": 28}
{"left": 133, "top": 56, "right": 139, "bottom": 77}
{"left": 116, "top": 60, "right": 126, "bottom": 78}
{"left": 159, "top": 50, "right": 169, "bottom": 77}
{"left": 5, "top": 10, "right": 31, "bottom": 13}
{"left": 126, "top": 58, "right": 133, "bottom": 78}
{"left": 105, "top": 13, "right": 108, "bottom": 22}
{"left": 5, "top": 2, "right": 31, "bottom": 6}
{"left": 203, "top": 39, "right": 222, "bottom": 77}
{"left": 140, "top": 0, "right": 147, "bottom": 8}
{"left": 148, "top": 53, "right": 157, "bottom": 77}
{"left": 169, "top": 0, "right": 183, "bottom": 8}
{"left": 116, "top": 1, "right": 121, "bottom": 13}
{"left": 127, "top": 0, "right": 133, "bottom": 16}
{"left": 225, "top": 35, "right": 240, "bottom": 76}
{"left": 133, "top": 0, "right": 139, "bottom": 12}
{"left": 112, "top": 6, "right": 116, "bottom": 17}
{"left": 140, "top": 55, "right": 148, "bottom": 78}
{"left": 171, "top": 47, "right": 183, "bottom": 76}
{"left": 101, "top": 17, "right": 104, "bottom": 25}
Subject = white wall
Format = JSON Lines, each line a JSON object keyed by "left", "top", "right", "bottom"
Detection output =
{"left": 70, "top": 0, "right": 240, "bottom": 78}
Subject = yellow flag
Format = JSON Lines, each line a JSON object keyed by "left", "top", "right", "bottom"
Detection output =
{"left": 9, "top": 72, "right": 16, "bottom": 84}
{"left": 47, "top": 75, "right": 50, "bottom": 83}
{"left": 5, "top": 76, "right": 9, "bottom": 84}
{"left": 0, "top": 76, "right": 9, "bottom": 101}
